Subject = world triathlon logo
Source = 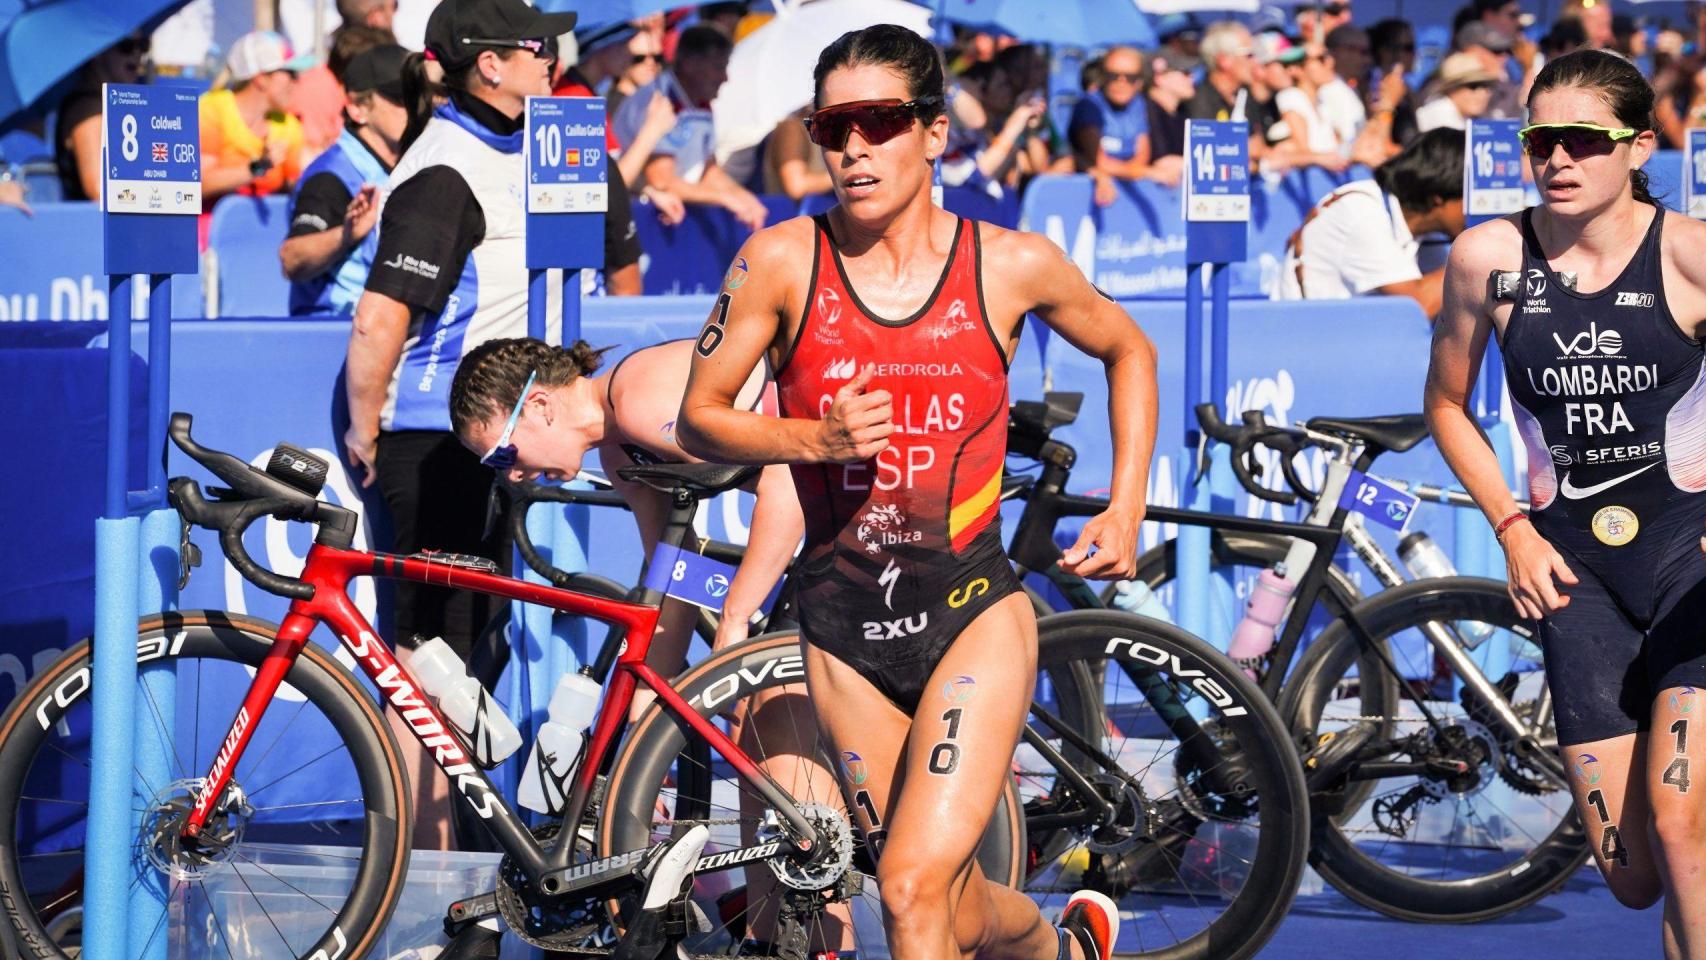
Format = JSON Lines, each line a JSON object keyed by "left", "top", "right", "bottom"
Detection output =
{"left": 840, "top": 751, "right": 868, "bottom": 785}
{"left": 942, "top": 675, "right": 978, "bottom": 703}
{"left": 1573, "top": 754, "right": 1601, "bottom": 786}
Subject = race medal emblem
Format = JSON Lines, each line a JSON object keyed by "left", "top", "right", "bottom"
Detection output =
{"left": 1591, "top": 505, "right": 1639, "bottom": 546}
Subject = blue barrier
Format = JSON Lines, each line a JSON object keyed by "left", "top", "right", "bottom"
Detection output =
{"left": 207, "top": 194, "right": 291, "bottom": 317}
{"left": 0, "top": 204, "right": 202, "bottom": 320}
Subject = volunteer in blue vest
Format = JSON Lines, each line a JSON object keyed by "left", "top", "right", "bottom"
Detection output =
{"left": 1068, "top": 45, "right": 1170, "bottom": 205}
{"left": 341, "top": 0, "right": 575, "bottom": 849}
{"left": 282, "top": 43, "right": 409, "bottom": 316}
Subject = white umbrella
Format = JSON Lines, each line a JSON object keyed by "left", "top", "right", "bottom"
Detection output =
{"left": 713, "top": 0, "right": 934, "bottom": 165}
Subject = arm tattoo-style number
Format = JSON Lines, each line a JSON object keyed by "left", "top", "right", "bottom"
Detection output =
{"left": 928, "top": 706, "right": 965, "bottom": 776}
{"left": 1664, "top": 757, "right": 1691, "bottom": 794}
{"left": 1586, "top": 789, "right": 1610, "bottom": 824}
{"left": 695, "top": 293, "right": 731, "bottom": 358}
{"left": 1673, "top": 718, "right": 1689, "bottom": 755}
{"left": 1600, "top": 825, "right": 1629, "bottom": 868}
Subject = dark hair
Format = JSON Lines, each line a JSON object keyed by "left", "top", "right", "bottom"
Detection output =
{"left": 1540, "top": 16, "right": 1587, "bottom": 56}
{"left": 1325, "top": 24, "right": 1368, "bottom": 51}
{"left": 1374, "top": 127, "right": 1466, "bottom": 212}
{"left": 812, "top": 24, "right": 946, "bottom": 118}
{"left": 1528, "top": 49, "right": 1659, "bottom": 205}
{"left": 449, "top": 338, "right": 610, "bottom": 436}
{"left": 329, "top": 24, "right": 395, "bottom": 86}
{"left": 1368, "top": 18, "right": 1413, "bottom": 56}
{"left": 676, "top": 24, "right": 733, "bottom": 63}
{"left": 398, "top": 45, "right": 521, "bottom": 153}
{"left": 1080, "top": 54, "right": 1107, "bottom": 94}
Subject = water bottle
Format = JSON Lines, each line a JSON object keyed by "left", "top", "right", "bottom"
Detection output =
{"left": 1111, "top": 581, "right": 1173, "bottom": 623}
{"left": 1398, "top": 532, "right": 1495, "bottom": 648}
{"left": 1227, "top": 566, "right": 1294, "bottom": 679}
{"left": 518, "top": 670, "right": 603, "bottom": 814}
{"left": 411, "top": 637, "right": 522, "bottom": 768}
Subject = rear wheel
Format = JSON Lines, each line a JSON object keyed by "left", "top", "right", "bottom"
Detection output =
{"left": 0, "top": 611, "right": 411, "bottom": 959}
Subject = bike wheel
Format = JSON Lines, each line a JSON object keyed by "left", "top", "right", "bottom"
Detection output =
{"left": 1018, "top": 611, "right": 1309, "bottom": 960}
{"left": 1278, "top": 577, "right": 1588, "bottom": 922}
{"left": 0, "top": 611, "right": 411, "bottom": 959}
{"left": 1115, "top": 531, "right": 1364, "bottom": 624}
{"left": 599, "top": 632, "right": 1026, "bottom": 957}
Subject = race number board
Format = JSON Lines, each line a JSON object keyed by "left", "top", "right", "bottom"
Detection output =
{"left": 525, "top": 96, "right": 608, "bottom": 269}
{"left": 1182, "top": 120, "right": 1249, "bottom": 263}
{"left": 1464, "top": 119, "right": 1524, "bottom": 226}
{"left": 102, "top": 83, "right": 199, "bottom": 274}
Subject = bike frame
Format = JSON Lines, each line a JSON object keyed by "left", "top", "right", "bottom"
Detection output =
{"left": 179, "top": 542, "right": 821, "bottom": 891}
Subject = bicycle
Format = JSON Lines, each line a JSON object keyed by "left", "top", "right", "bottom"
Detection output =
{"left": 0, "top": 413, "right": 1306, "bottom": 960}
{"left": 999, "top": 393, "right": 1588, "bottom": 923}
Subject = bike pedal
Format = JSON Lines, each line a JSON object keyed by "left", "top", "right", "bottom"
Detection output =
{"left": 443, "top": 891, "right": 500, "bottom": 936}
{"left": 1303, "top": 720, "right": 1378, "bottom": 791}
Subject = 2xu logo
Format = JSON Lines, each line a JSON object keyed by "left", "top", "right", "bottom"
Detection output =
{"left": 1103, "top": 636, "right": 1248, "bottom": 716}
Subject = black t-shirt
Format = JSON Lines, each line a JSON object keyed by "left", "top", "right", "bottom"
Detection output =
{"left": 365, "top": 165, "right": 485, "bottom": 313}
{"left": 1145, "top": 96, "right": 1186, "bottom": 160}
{"left": 54, "top": 90, "right": 102, "bottom": 202}
{"left": 287, "top": 126, "right": 393, "bottom": 239}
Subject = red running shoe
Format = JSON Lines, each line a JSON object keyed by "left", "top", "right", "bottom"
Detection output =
{"left": 1059, "top": 890, "right": 1119, "bottom": 960}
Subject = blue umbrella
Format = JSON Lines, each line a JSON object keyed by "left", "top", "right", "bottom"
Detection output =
{"left": 931, "top": 0, "right": 1157, "bottom": 47}
{"left": 533, "top": 0, "right": 693, "bottom": 29}
{"left": 0, "top": 0, "right": 193, "bottom": 131}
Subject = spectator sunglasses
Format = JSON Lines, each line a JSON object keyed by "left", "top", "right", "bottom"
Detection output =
{"left": 480, "top": 370, "right": 537, "bottom": 470}
{"left": 803, "top": 96, "right": 944, "bottom": 150}
{"left": 462, "top": 36, "right": 555, "bottom": 59}
{"left": 1518, "top": 122, "right": 1637, "bottom": 159}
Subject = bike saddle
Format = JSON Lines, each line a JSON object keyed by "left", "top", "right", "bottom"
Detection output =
{"left": 617, "top": 462, "right": 759, "bottom": 499}
{"left": 1304, "top": 414, "right": 1430, "bottom": 458}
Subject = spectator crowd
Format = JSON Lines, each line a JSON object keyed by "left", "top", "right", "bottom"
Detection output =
{"left": 8, "top": 0, "right": 1706, "bottom": 319}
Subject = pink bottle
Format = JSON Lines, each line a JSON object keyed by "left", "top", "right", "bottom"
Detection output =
{"left": 1228, "top": 566, "right": 1295, "bottom": 679}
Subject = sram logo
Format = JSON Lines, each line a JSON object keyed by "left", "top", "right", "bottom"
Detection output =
{"left": 1103, "top": 637, "right": 1249, "bottom": 717}
{"left": 690, "top": 653, "right": 806, "bottom": 710}
{"left": 348, "top": 629, "right": 502, "bottom": 819}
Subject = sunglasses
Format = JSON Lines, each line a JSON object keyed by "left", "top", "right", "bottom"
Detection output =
{"left": 803, "top": 96, "right": 943, "bottom": 150}
{"left": 115, "top": 37, "right": 150, "bottom": 56}
{"left": 1518, "top": 122, "right": 1638, "bottom": 159}
{"left": 462, "top": 37, "right": 554, "bottom": 59}
{"left": 1108, "top": 71, "right": 1141, "bottom": 84}
{"left": 632, "top": 52, "right": 663, "bottom": 65}
{"left": 480, "top": 370, "right": 537, "bottom": 470}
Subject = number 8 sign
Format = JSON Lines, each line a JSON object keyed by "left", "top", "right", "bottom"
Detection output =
{"left": 102, "top": 83, "right": 200, "bottom": 215}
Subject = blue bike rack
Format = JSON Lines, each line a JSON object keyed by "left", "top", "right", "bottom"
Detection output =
{"left": 87, "top": 83, "right": 199, "bottom": 960}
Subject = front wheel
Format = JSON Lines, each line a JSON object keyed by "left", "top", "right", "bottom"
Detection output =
{"left": 1279, "top": 577, "right": 1588, "bottom": 922}
{"left": 1020, "top": 611, "right": 1310, "bottom": 960}
{"left": 0, "top": 611, "right": 411, "bottom": 959}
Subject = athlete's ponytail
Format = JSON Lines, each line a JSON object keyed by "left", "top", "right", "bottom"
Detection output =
{"left": 449, "top": 338, "right": 611, "bottom": 436}
{"left": 1527, "top": 49, "right": 1662, "bottom": 206}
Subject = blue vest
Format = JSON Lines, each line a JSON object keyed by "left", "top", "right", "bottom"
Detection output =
{"left": 287, "top": 128, "right": 390, "bottom": 316}
{"left": 1083, "top": 91, "right": 1148, "bottom": 161}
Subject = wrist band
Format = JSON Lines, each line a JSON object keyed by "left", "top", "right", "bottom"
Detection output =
{"left": 1493, "top": 511, "right": 1529, "bottom": 541}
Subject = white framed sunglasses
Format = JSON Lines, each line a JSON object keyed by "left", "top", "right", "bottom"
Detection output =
{"left": 480, "top": 370, "right": 537, "bottom": 469}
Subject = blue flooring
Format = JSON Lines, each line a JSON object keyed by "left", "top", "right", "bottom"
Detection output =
{"left": 1263, "top": 865, "right": 1660, "bottom": 958}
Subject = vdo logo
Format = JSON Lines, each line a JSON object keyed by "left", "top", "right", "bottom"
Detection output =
{"left": 1552, "top": 322, "right": 1623, "bottom": 358}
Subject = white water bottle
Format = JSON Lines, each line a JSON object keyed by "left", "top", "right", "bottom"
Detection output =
{"left": 411, "top": 637, "right": 522, "bottom": 768}
{"left": 1111, "top": 581, "right": 1174, "bottom": 623}
{"left": 1398, "top": 532, "right": 1495, "bottom": 648}
{"left": 518, "top": 670, "right": 603, "bottom": 814}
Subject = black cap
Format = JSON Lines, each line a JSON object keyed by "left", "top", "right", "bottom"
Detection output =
{"left": 344, "top": 43, "right": 409, "bottom": 100}
{"left": 576, "top": 21, "right": 638, "bottom": 57}
{"left": 425, "top": 0, "right": 578, "bottom": 71}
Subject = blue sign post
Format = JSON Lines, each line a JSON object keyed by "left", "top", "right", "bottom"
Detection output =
{"left": 1685, "top": 128, "right": 1706, "bottom": 219}
{"left": 89, "top": 83, "right": 199, "bottom": 960}
{"left": 1177, "top": 121, "right": 1249, "bottom": 649}
{"left": 1459, "top": 118, "right": 1525, "bottom": 680}
{"left": 506, "top": 97, "right": 610, "bottom": 785}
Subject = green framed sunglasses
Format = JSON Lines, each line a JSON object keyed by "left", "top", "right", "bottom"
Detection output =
{"left": 1517, "top": 122, "right": 1638, "bottom": 160}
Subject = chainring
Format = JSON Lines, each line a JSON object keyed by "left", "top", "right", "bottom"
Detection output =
{"left": 495, "top": 822, "right": 622, "bottom": 951}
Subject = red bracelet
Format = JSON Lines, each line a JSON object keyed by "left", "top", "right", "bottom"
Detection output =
{"left": 1493, "top": 511, "right": 1529, "bottom": 541}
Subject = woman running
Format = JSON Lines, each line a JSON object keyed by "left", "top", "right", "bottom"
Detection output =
{"left": 1425, "top": 49, "right": 1706, "bottom": 956}
{"left": 678, "top": 24, "right": 1159, "bottom": 960}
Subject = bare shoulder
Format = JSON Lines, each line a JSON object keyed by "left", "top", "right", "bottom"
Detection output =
{"left": 1446, "top": 214, "right": 1524, "bottom": 277}
{"left": 1661, "top": 210, "right": 1706, "bottom": 285}
{"left": 740, "top": 215, "right": 818, "bottom": 265}
{"left": 977, "top": 221, "right": 1067, "bottom": 273}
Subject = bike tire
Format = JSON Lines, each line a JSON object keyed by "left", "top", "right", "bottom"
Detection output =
{"left": 1278, "top": 577, "right": 1589, "bottom": 922}
{"left": 1023, "top": 611, "right": 1310, "bottom": 960}
{"left": 598, "top": 632, "right": 1027, "bottom": 956}
{"left": 0, "top": 611, "right": 411, "bottom": 960}
{"left": 1114, "top": 530, "right": 1365, "bottom": 614}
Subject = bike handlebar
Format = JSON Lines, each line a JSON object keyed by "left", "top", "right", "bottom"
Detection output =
{"left": 1195, "top": 404, "right": 1299, "bottom": 507}
{"left": 505, "top": 479, "right": 632, "bottom": 588}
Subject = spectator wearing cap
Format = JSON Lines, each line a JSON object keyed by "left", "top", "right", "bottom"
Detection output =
{"left": 1276, "top": 41, "right": 1350, "bottom": 168}
{"left": 1155, "top": 14, "right": 1203, "bottom": 61}
{"left": 1069, "top": 45, "right": 1165, "bottom": 202}
{"left": 1416, "top": 52, "right": 1499, "bottom": 132}
{"left": 54, "top": 34, "right": 149, "bottom": 202}
{"left": 548, "top": 23, "right": 649, "bottom": 294}
{"left": 198, "top": 31, "right": 313, "bottom": 214}
{"left": 291, "top": 18, "right": 399, "bottom": 155}
{"left": 606, "top": 27, "right": 666, "bottom": 119}
{"left": 1144, "top": 50, "right": 1197, "bottom": 164}
{"left": 343, "top": 2, "right": 576, "bottom": 817}
{"left": 612, "top": 25, "right": 766, "bottom": 231}
{"left": 281, "top": 44, "right": 408, "bottom": 316}
{"left": 1275, "top": 127, "right": 1465, "bottom": 316}
{"left": 1455, "top": 21, "right": 1527, "bottom": 118}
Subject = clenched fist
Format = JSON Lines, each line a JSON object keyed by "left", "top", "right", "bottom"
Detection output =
{"left": 817, "top": 363, "right": 893, "bottom": 463}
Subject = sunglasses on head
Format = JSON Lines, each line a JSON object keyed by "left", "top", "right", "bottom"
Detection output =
{"left": 480, "top": 370, "right": 537, "bottom": 471}
{"left": 803, "top": 96, "right": 943, "bottom": 150}
{"left": 462, "top": 36, "right": 554, "bottom": 59}
{"left": 1518, "top": 122, "right": 1638, "bottom": 159}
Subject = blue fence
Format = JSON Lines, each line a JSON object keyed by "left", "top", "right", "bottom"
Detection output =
{"left": 6, "top": 152, "right": 1683, "bottom": 321}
